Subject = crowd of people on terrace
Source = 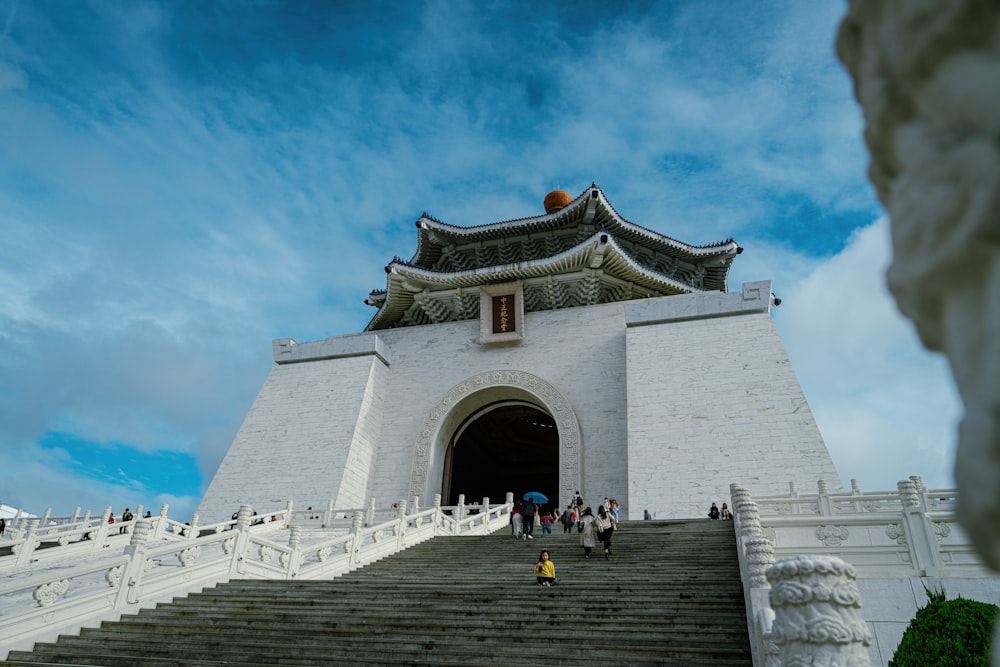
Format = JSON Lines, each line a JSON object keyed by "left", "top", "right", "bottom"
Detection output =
{"left": 512, "top": 492, "right": 621, "bottom": 562}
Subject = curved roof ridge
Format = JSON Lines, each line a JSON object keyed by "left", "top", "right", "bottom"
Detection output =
{"left": 600, "top": 234, "right": 710, "bottom": 293}
{"left": 417, "top": 186, "right": 592, "bottom": 233}
{"left": 590, "top": 188, "right": 737, "bottom": 254}
{"left": 389, "top": 230, "right": 605, "bottom": 277}
{"left": 385, "top": 231, "right": 703, "bottom": 293}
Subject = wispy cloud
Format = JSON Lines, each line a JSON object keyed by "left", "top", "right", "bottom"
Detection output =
{"left": 0, "top": 1, "right": 958, "bottom": 518}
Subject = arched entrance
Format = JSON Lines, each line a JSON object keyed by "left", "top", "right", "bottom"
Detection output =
{"left": 442, "top": 402, "right": 559, "bottom": 507}
{"left": 409, "top": 370, "right": 582, "bottom": 511}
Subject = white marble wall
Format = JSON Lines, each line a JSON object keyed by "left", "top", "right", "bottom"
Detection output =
{"left": 625, "top": 281, "right": 843, "bottom": 519}
{"left": 198, "top": 282, "right": 843, "bottom": 523}
{"left": 197, "top": 353, "right": 389, "bottom": 520}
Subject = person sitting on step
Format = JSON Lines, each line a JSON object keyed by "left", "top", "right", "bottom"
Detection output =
{"left": 534, "top": 548, "right": 557, "bottom": 586}
{"left": 720, "top": 502, "right": 733, "bottom": 520}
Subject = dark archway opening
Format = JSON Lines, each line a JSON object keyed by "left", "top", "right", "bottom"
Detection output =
{"left": 444, "top": 403, "right": 559, "bottom": 513}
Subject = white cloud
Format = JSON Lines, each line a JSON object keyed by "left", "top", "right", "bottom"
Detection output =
{"left": 0, "top": 0, "right": 950, "bottom": 521}
{"left": 773, "top": 218, "right": 961, "bottom": 491}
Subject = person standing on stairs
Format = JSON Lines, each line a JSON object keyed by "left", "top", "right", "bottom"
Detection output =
{"left": 511, "top": 502, "right": 523, "bottom": 538}
{"left": 578, "top": 506, "right": 597, "bottom": 559}
{"left": 560, "top": 505, "right": 576, "bottom": 533}
{"left": 540, "top": 511, "right": 554, "bottom": 535}
{"left": 595, "top": 505, "right": 615, "bottom": 559}
{"left": 534, "top": 548, "right": 557, "bottom": 586}
{"left": 522, "top": 497, "right": 536, "bottom": 540}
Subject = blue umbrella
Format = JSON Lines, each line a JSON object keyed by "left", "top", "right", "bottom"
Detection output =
{"left": 523, "top": 491, "right": 548, "bottom": 505}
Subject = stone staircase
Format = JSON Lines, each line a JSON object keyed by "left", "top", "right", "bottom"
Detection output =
{"left": 2, "top": 519, "right": 752, "bottom": 666}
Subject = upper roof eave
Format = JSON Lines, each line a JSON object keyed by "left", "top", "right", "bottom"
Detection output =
{"left": 364, "top": 232, "right": 713, "bottom": 331}
{"left": 408, "top": 185, "right": 739, "bottom": 267}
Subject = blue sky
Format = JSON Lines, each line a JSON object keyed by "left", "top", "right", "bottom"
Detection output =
{"left": 0, "top": 1, "right": 960, "bottom": 520}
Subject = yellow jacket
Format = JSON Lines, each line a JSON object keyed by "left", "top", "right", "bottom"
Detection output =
{"left": 534, "top": 560, "right": 555, "bottom": 578}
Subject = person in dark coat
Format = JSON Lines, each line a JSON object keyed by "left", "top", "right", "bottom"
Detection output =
{"left": 521, "top": 498, "right": 536, "bottom": 539}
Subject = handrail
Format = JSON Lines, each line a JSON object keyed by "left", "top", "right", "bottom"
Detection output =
{"left": 0, "top": 497, "right": 514, "bottom": 659}
{"left": 729, "top": 478, "right": 977, "bottom": 667}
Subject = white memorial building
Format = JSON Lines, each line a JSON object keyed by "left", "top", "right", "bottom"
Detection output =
{"left": 198, "top": 186, "right": 843, "bottom": 522}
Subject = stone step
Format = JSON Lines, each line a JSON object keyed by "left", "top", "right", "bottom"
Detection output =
{"left": 62, "top": 625, "right": 746, "bottom": 650}
{"left": 104, "top": 612, "right": 750, "bottom": 637}
{"left": 3, "top": 519, "right": 752, "bottom": 666}
{"left": 10, "top": 636, "right": 752, "bottom": 666}
{"left": 94, "top": 616, "right": 746, "bottom": 639}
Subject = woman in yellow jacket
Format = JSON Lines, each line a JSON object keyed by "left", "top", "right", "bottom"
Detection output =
{"left": 534, "top": 548, "right": 557, "bottom": 586}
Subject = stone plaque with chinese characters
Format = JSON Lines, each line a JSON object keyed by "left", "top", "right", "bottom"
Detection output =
{"left": 480, "top": 281, "right": 524, "bottom": 344}
{"left": 492, "top": 294, "right": 515, "bottom": 334}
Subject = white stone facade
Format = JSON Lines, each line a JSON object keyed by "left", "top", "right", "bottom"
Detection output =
{"left": 198, "top": 280, "right": 843, "bottom": 523}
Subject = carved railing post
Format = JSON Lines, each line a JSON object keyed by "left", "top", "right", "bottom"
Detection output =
{"left": 150, "top": 504, "right": 168, "bottom": 541}
{"left": 817, "top": 480, "right": 833, "bottom": 516}
{"left": 910, "top": 475, "right": 928, "bottom": 511}
{"left": 396, "top": 500, "right": 408, "bottom": 547}
{"left": 746, "top": 537, "right": 775, "bottom": 589}
{"left": 71, "top": 507, "right": 81, "bottom": 522}
{"left": 787, "top": 482, "right": 800, "bottom": 514}
{"left": 94, "top": 506, "right": 112, "bottom": 549}
{"left": 10, "top": 509, "right": 24, "bottom": 540}
{"left": 731, "top": 483, "right": 778, "bottom": 667}
{"left": 366, "top": 497, "right": 376, "bottom": 527}
{"left": 283, "top": 500, "right": 294, "bottom": 528}
{"left": 14, "top": 519, "right": 39, "bottom": 567}
{"left": 115, "top": 519, "right": 153, "bottom": 608}
{"left": 351, "top": 510, "right": 364, "bottom": 567}
{"left": 746, "top": 535, "right": 777, "bottom": 667}
{"left": 850, "top": 479, "right": 864, "bottom": 512}
{"left": 79, "top": 509, "right": 93, "bottom": 548}
{"left": 323, "top": 499, "right": 335, "bottom": 527}
{"left": 896, "top": 479, "right": 942, "bottom": 577}
{"left": 188, "top": 514, "right": 199, "bottom": 540}
{"left": 286, "top": 525, "right": 302, "bottom": 579}
{"left": 457, "top": 494, "right": 466, "bottom": 525}
{"left": 432, "top": 494, "right": 444, "bottom": 533}
{"left": 481, "top": 497, "right": 491, "bottom": 533}
{"left": 230, "top": 505, "right": 253, "bottom": 575}
{"left": 767, "top": 555, "right": 872, "bottom": 666}
{"left": 411, "top": 497, "right": 423, "bottom": 527}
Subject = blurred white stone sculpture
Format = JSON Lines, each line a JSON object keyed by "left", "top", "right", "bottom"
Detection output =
{"left": 837, "top": 1, "right": 1000, "bottom": 570}
{"left": 766, "top": 555, "right": 872, "bottom": 666}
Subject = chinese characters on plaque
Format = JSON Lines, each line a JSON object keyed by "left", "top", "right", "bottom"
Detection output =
{"left": 480, "top": 281, "right": 524, "bottom": 344}
{"left": 492, "top": 294, "right": 515, "bottom": 333}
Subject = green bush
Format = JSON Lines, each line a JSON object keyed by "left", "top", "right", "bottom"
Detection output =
{"left": 889, "top": 587, "right": 998, "bottom": 667}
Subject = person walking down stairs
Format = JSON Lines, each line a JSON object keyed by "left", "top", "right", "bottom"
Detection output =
{"left": 521, "top": 498, "right": 536, "bottom": 540}
{"left": 511, "top": 503, "right": 523, "bottom": 538}
{"left": 595, "top": 505, "right": 615, "bottom": 559}
{"left": 578, "top": 506, "right": 597, "bottom": 559}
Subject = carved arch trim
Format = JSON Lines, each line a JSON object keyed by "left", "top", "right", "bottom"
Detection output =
{"left": 408, "top": 369, "right": 581, "bottom": 506}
